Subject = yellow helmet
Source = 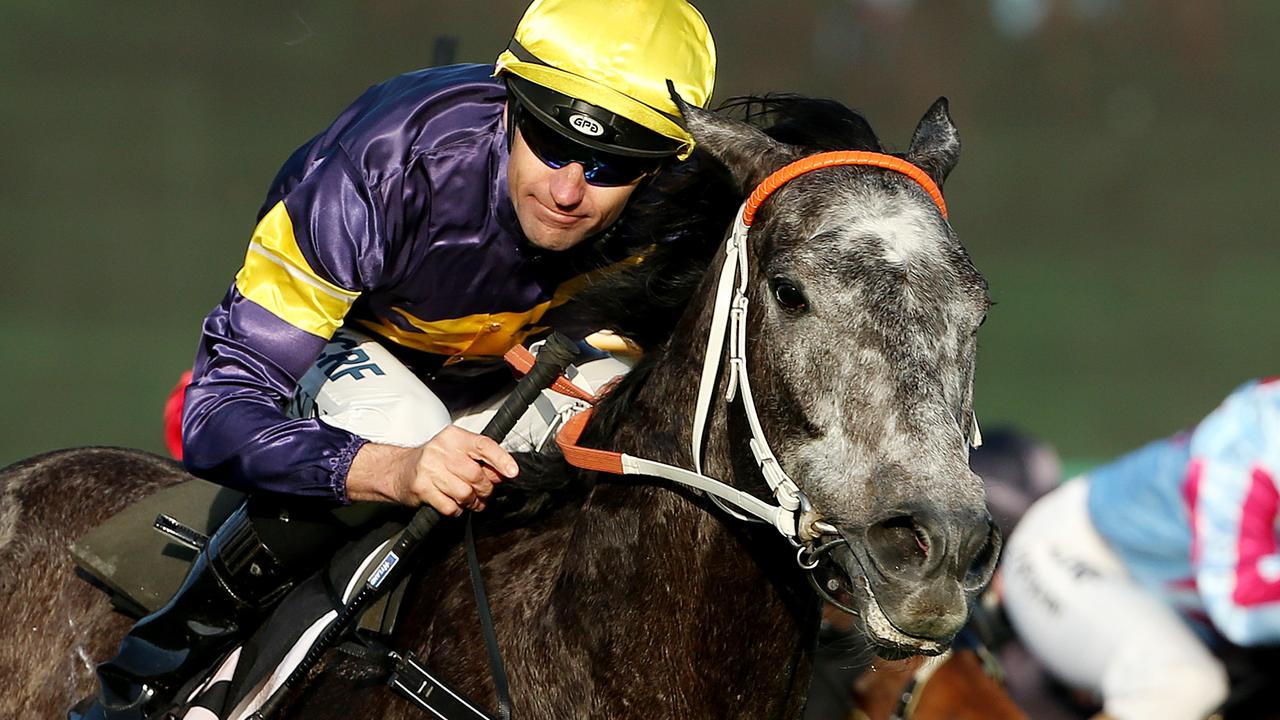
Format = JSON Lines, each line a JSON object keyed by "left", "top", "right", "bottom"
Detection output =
{"left": 495, "top": 0, "right": 716, "bottom": 159}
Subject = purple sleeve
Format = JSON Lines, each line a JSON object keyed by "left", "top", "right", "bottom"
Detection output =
{"left": 182, "top": 148, "right": 393, "bottom": 502}
{"left": 181, "top": 290, "right": 366, "bottom": 503}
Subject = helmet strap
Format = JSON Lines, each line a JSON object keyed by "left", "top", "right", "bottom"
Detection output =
{"left": 504, "top": 95, "right": 521, "bottom": 152}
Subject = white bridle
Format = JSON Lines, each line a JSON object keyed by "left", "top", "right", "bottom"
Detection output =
{"left": 687, "top": 204, "right": 822, "bottom": 538}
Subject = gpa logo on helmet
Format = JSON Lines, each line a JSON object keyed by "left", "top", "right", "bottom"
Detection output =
{"left": 568, "top": 113, "right": 605, "bottom": 137}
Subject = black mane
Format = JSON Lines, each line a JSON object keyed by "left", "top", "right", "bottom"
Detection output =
{"left": 721, "top": 93, "right": 884, "bottom": 153}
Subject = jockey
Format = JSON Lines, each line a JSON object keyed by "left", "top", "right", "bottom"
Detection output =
{"left": 74, "top": 1, "right": 716, "bottom": 718}
{"left": 1001, "top": 377, "right": 1280, "bottom": 720}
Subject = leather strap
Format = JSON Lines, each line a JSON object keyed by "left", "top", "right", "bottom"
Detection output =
{"left": 503, "top": 344, "right": 597, "bottom": 404}
{"left": 466, "top": 514, "right": 511, "bottom": 720}
{"left": 744, "top": 151, "right": 947, "bottom": 223}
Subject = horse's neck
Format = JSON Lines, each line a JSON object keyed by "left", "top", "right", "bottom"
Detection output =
{"left": 551, "top": 318, "right": 819, "bottom": 709}
{"left": 555, "top": 461, "right": 817, "bottom": 715}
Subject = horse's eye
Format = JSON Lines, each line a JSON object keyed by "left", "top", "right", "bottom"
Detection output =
{"left": 771, "top": 278, "right": 808, "bottom": 312}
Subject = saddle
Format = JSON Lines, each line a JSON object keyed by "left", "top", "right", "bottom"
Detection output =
{"left": 72, "top": 478, "right": 242, "bottom": 618}
{"left": 74, "top": 479, "right": 419, "bottom": 635}
{"left": 71, "top": 480, "right": 438, "bottom": 718}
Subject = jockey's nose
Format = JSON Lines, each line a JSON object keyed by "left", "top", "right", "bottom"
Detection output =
{"left": 548, "top": 162, "right": 587, "bottom": 208}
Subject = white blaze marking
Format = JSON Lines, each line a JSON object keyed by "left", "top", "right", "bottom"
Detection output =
{"left": 861, "top": 205, "right": 935, "bottom": 264}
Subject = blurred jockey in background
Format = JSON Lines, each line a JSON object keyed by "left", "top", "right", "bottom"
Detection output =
{"left": 1003, "top": 377, "right": 1280, "bottom": 720}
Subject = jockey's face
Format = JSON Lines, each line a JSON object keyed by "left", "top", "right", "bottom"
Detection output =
{"left": 507, "top": 122, "right": 642, "bottom": 252}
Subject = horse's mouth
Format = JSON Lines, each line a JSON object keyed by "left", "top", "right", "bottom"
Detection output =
{"left": 817, "top": 551, "right": 948, "bottom": 657}
{"left": 853, "top": 575, "right": 946, "bottom": 657}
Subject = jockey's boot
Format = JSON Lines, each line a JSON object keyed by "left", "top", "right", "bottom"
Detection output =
{"left": 71, "top": 503, "right": 294, "bottom": 720}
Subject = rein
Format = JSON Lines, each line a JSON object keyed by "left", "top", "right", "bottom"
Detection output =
{"left": 553, "top": 151, "right": 949, "bottom": 550}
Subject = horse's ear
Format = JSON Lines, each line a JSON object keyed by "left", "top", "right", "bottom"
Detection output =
{"left": 905, "top": 97, "right": 960, "bottom": 189}
{"left": 672, "top": 88, "right": 794, "bottom": 195}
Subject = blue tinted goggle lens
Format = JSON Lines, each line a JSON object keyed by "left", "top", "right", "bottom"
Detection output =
{"left": 517, "top": 112, "right": 663, "bottom": 187}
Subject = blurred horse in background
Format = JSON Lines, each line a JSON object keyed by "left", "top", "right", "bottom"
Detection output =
{"left": 805, "top": 602, "right": 1025, "bottom": 720}
{"left": 851, "top": 651, "right": 1023, "bottom": 720}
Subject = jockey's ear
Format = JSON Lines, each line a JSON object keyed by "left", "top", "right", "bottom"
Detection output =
{"left": 671, "top": 86, "right": 795, "bottom": 197}
{"left": 905, "top": 97, "right": 960, "bottom": 190}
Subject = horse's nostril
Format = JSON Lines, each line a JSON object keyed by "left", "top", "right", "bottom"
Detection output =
{"left": 964, "top": 523, "right": 1002, "bottom": 591}
{"left": 866, "top": 515, "right": 931, "bottom": 576}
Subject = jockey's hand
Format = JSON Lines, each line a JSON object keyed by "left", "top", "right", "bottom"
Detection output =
{"left": 345, "top": 426, "right": 519, "bottom": 514}
{"left": 408, "top": 425, "right": 518, "bottom": 514}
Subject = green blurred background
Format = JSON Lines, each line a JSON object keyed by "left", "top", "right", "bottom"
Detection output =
{"left": 2, "top": 0, "right": 1276, "bottom": 471}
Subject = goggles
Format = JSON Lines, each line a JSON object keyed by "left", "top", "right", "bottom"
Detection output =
{"left": 515, "top": 108, "right": 665, "bottom": 187}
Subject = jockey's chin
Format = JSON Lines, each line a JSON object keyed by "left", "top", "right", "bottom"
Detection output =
{"left": 507, "top": 130, "right": 639, "bottom": 252}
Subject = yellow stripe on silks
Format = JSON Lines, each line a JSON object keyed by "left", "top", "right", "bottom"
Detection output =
{"left": 234, "top": 201, "right": 360, "bottom": 338}
{"left": 359, "top": 253, "right": 645, "bottom": 360}
{"left": 353, "top": 314, "right": 485, "bottom": 357}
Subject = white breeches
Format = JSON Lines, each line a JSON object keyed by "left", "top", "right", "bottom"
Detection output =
{"left": 1001, "top": 477, "right": 1229, "bottom": 720}
{"left": 290, "top": 328, "right": 630, "bottom": 450}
